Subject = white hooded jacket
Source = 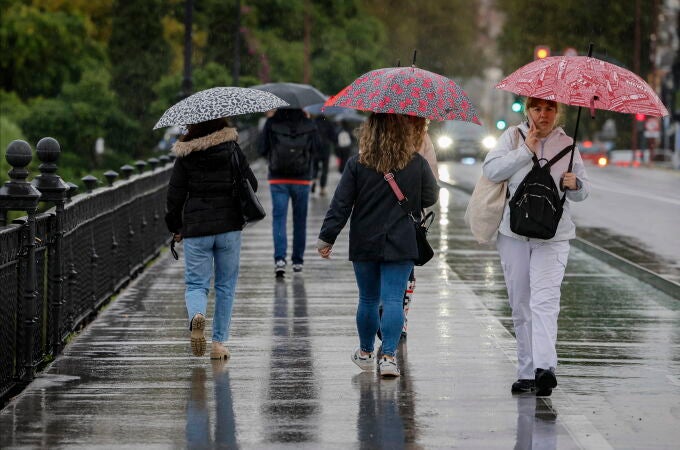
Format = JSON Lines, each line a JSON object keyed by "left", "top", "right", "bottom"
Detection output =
{"left": 482, "top": 123, "right": 590, "bottom": 242}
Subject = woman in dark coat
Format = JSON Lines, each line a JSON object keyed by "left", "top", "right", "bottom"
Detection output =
{"left": 317, "top": 113, "right": 439, "bottom": 377}
{"left": 165, "top": 118, "right": 257, "bottom": 360}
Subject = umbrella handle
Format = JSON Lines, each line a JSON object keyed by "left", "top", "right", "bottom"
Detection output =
{"left": 589, "top": 96, "right": 598, "bottom": 119}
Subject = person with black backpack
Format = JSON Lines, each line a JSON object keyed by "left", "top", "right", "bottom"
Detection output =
{"left": 482, "top": 97, "right": 590, "bottom": 397}
{"left": 259, "top": 108, "right": 321, "bottom": 277}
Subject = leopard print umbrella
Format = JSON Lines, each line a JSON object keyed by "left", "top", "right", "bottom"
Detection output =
{"left": 153, "top": 87, "right": 288, "bottom": 129}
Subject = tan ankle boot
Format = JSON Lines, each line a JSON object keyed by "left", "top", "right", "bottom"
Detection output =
{"left": 190, "top": 313, "right": 206, "bottom": 356}
{"left": 210, "top": 341, "right": 230, "bottom": 360}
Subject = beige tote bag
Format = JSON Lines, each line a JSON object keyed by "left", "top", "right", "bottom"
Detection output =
{"left": 464, "top": 127, "right": 521, "bottom": 244}
{"left": 464, "top": 176, "right": 507, "bottom": 244}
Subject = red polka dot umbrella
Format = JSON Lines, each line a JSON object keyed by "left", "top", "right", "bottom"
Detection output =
{"left": 324, "top": 66, "right": 481, "bottom": 124}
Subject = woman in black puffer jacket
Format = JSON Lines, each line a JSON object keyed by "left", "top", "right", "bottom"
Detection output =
{"left": 165, "top": 118, "right": 257, "bottom": 361}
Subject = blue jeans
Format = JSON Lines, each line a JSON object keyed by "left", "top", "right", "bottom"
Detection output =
{"left": 270, "top": 183, "right": 310, "bottom": 265}
{"left": 183, "top": 231, "right": 241, "bottom": 342}
{"left": 352, "top": 261, "right": 414, "bottom": 357}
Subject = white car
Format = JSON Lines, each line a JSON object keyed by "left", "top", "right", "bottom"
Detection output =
{"left": 434, "top": 121, "right": 497, "bottom": 162}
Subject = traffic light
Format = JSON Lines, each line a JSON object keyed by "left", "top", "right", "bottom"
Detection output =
{"left": 635, "top": 113, "right": 646, "bottom": 122}
{"left": 511, "top": 98, "right": 523, "bottom": 113}
{"left": 534, "top": 45, "right": 550, "bottom": 60}
{"left": 496, "top": 119, "right": 507, "bottom": 130}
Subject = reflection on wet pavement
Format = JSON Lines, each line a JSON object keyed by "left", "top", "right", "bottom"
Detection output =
{"left": 514, "top": 396, "right": 559, "bottom": 450}
{"left": 185, "top": 362, "right": 238, "bottom": 448}
{"left": 354, "top": 341, "right": 417, "bottom": 450}
{"left": 264, "top": 276, "right": 319, "bottom": 442}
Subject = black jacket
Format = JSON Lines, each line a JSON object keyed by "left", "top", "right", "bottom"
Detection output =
{"left": 165, "top": 127, "right": 258, "bottom": 237}
{"left": 258, "top": 109, "right": 320, "bottom": 181}
{"left": 318, "top": 153, "right": 438, "bottom": 262}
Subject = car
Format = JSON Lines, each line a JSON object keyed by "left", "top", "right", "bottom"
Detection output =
{"left": 578, "top": 140, "right": 610, "bottom": 167}
{"left": 433, "top": 120, "right": 497, "bottom": 163}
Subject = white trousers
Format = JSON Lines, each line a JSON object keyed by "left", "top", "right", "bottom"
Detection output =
{"left": 496, "top": 233, "right": 570, "bottom": 380}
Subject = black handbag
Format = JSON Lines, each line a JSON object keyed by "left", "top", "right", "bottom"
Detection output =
{"left": 231, "top": 148, "right": 266, "bottom": 226}
{"left": 384, "top": 172, "right": 435, "bottom": 266}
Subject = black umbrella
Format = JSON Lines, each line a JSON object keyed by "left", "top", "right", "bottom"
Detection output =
{"left": 251, "top": 82, "right": 327, "bottom": 109}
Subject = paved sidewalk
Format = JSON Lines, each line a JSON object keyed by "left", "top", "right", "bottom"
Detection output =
{"left": 0, "top": 162, "right": 630, "bottom": 449}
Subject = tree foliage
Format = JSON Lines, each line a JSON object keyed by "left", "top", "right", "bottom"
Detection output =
{"left": 21, "top": 69, "right": 136, "bottom": 168}
{"left": 496, "top": 0, "right": 654, "bottom": 74}
{"left": 364, "top": 0, "right": 486, "bottom": 78}
{"left": 108, "top": 0, "right": 171, "bottom": 146}
{"left": 0, "top": 2, "right": 106, "bottom": 99}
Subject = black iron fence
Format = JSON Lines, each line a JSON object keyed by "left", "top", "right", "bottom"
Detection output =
{"left": 0, "top": 127, "right": 259, "bottom": 406}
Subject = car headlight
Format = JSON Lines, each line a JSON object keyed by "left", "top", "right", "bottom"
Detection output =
{"left": 482, "top": 135, "right": 497, "bottom": 150}
{"left": 437, "top": 135, "right": 453, "bottom": 149}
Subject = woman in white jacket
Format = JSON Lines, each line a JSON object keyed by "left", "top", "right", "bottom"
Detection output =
{"left": 482, "top": 97, "right": 590, "bottom": 396}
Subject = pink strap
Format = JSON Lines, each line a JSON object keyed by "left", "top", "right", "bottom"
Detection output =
{"left": 384, "top": 172, "right": 405, "bottom": 202}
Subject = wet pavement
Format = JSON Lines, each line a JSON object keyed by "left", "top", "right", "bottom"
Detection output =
{"left": 1, "top": 161, "right": 679, "bottom": 449}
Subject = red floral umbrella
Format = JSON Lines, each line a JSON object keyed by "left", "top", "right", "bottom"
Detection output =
{"left": 496, "top": 56, "right": 669, "bottom": 117}
{"left": 324, "top": 66, "right": 481, "bottom": 124}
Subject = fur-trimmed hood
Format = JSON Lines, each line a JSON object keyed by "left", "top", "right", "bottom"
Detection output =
{"left": 172, "top": 127, "right": 238, "bottom": 158}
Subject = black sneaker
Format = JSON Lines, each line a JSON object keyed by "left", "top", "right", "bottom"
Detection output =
{"left": 511, "top": 379, "right": 535, "bottom": 394}
{"left": 535, "top": 368, "right": 557, "bottom": 397}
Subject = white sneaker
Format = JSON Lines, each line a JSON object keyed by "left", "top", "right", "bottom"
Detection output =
{"left": 351, "top": 347, "right": 375, "bottom": 371}
{"left": 379, "top": 356, "right": 400, "bottom": 377}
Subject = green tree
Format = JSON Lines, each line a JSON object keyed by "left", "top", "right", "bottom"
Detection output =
{"left": 108, "top": 0, "right": 171, "bottom": 151}
{"left": 21, "top": 68, "right": 137, "bottom": 171}
{"left": 365, "top": 0, "right": 486, "bottom": 78}
{"left": 235, "top": 0, "right": 386, "bottom": 94}
{"left": 0, "top": 3, "right": 106, "bottom": 99}
{"left": 309, "top": 1, "right": 387, "bottom": 94}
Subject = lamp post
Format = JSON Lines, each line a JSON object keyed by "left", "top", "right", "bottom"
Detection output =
{"left": 181, "top": 0, "right": 194, "bottom": 99}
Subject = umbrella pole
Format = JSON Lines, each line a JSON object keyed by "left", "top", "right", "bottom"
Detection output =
{"left": 568, "top": 105, "right": 583, "bottom": 172}
{"left": 567, "top": 43, "right": 595, "bottom": 172}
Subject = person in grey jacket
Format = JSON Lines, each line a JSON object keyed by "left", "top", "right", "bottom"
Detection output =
{"left": 483, "top": 97, "right": 590, "bottom": 396}
{"left": 317, "top": 113, "right": 439, "bottom": 377}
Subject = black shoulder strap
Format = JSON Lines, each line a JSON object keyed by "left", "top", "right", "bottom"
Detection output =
{"left": 517, "top": 129, "right": 526, "bottom": 141}
{"left": 544, "top": 145, "right": 573, "bottom": 169}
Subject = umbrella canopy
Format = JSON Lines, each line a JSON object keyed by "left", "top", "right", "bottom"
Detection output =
{"left": 496, "top": 56, "right": 669, "bottom": 117}
{"left": 333, "top": 109, "right": 367, "bottom": 123}
{"left": 251, "top": 82, "right": 327, "bottom": 109}
{"left": 304, "top": 102, "right": 354, "bottom": 116}
{"left": 324, "top": 66, "right": 481, "bottom": 123}
{"left": 153, "top": 87, "right": 288, "bottom": 129}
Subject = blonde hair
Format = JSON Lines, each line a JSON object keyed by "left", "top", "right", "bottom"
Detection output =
{"left": 358, "top": 113, "right": 427, "bottom": 173}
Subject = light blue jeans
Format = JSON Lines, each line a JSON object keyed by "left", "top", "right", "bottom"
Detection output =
{"left": 183, "top": 231, "right": 241, "bottom": 343}
{"left": 352, "top": 260, "right": 414, "bottom": 357}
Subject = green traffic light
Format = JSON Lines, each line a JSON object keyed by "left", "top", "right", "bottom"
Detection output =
{"left": 511, "top": 102, "right": 523, "bottom": 113}
{"left": 496, "top": 119, "right": 507, "bottom": 130}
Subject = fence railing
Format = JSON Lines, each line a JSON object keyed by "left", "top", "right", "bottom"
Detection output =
{"left": 0, "top": 127, "right": 259, "bottom": 406}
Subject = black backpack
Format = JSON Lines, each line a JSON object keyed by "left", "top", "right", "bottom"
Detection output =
{"left": 268, "top": 121, "right": 316, "bottom": 176}
{"left": 509, "top": 144, "right": 573, "bottom": 239}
